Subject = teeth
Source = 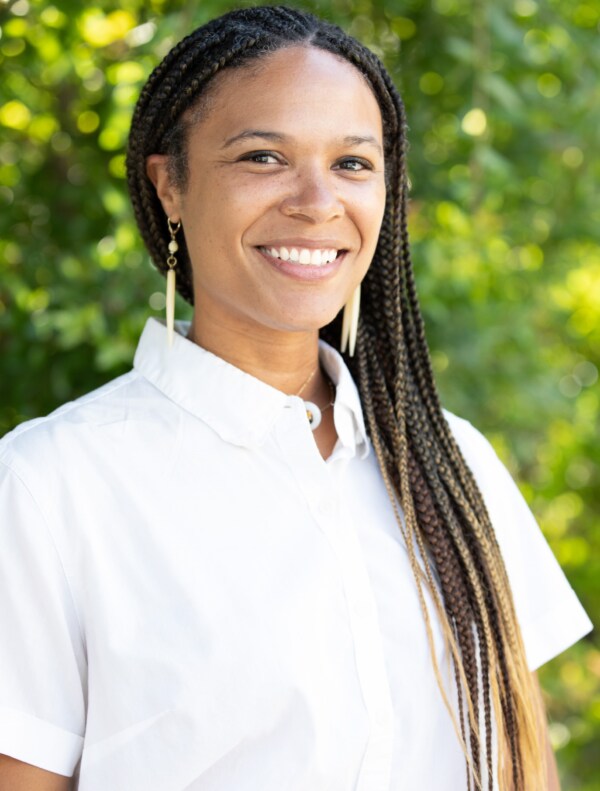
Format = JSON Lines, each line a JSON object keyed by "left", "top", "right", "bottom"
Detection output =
{"left": 260, "top": 246, "right": 340, "bottom": 266}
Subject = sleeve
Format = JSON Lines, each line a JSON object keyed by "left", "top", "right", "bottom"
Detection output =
{"left": 445, "top": 413, "right": 593, "bottom": 671}
{"left": 0, "top": 459, "right": 86, "bottom": 776}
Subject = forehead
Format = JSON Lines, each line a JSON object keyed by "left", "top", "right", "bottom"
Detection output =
{"left": 186, "top": 45, "right": 383, "bottom": 144}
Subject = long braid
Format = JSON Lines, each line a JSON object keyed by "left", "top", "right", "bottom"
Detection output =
{"left": 126, "top": 8, "right": 546, "bottom": 789}
{"left": 331, "top": 29, "right": 540, "bottom": 788}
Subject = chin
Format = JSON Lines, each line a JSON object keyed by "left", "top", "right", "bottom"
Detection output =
{"left": 271, "top": 310, "right": 342, "bottom": 335}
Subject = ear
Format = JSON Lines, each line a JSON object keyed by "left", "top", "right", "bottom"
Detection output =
{"left": 146, "top": 154, "right": 183, "bottom": 221}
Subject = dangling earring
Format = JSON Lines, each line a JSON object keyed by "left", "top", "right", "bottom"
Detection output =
{"left": 165, "top": 217, "right": 181, "bottom": 347}
{"left": 340, "top": 284, "right": 361, "bottom": 357}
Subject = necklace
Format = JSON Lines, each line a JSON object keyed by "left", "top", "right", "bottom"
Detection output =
{"left": 294, "top": 366, "right": 318, "bottom": 399}
{"left": 295, "top": 368, "right": 335, "bottom": 431}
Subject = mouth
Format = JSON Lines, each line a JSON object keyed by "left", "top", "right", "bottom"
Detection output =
{"left": 256, "top": 245, "right": 346, "bottom": 268}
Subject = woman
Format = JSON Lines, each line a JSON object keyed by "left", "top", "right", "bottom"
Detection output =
{"left": 0, "top": 6, "right": 591, "bottom": 790}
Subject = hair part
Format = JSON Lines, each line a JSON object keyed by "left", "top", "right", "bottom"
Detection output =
{"left": 126, "top": 7, "right": 546, "bottom": 789}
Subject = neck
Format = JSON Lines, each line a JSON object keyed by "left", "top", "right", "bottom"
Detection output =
{"left": 188, "top": 309, "right": 323, "bottom": 398}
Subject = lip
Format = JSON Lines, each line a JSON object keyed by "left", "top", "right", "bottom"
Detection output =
{"left": 257, "top": 238, "right": 350, "bottom": 250}
{"left": 255, "top": 246, "right": 347, "bottom": 281}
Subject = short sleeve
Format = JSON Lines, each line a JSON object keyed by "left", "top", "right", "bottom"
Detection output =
{"left": 445, "top": 413, "right": 593, "bottom": 671}
{"left": 0, "top": 459, "right": 86, "bottom": 776}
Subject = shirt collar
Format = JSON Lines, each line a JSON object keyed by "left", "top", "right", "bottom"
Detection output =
{"left": 317, "top": 338, "right": 369, "bottom": 459}
{"left": 133, "top": 318, "right": 369, "bottom": 458}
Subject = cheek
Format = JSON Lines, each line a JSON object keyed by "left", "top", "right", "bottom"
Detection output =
{"left": 182, "top": 187, "right": 238, "bottom": 250}
{"left": 358, "top": 184, "right": 387, "bottom": 246}
{"left": 197, "top": 178, "right": 278, "bottom": 241}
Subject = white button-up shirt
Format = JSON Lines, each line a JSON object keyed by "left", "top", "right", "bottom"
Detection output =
{"left": 0, "top": 319, "right": 592, "bottom": 790}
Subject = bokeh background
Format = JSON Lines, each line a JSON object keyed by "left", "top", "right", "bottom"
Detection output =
{"left": 1, "top": 0, "right": 598, "bottom": 785}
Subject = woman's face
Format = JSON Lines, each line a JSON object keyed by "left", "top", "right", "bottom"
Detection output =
{"left": 148, "top": 45, "right": 386, "bottom": 338}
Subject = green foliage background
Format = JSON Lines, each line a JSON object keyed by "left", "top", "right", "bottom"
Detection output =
{"left": 1, "top": 0, "right": 598, "bottom": 785}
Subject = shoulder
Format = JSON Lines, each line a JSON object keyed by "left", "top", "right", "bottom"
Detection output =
{"left": 442, "top": 409, "right": 515, "bottom": 496}
{"left": 441, "top": 408, "right": 536, "bottom": 549}
{"left": 442, "top": 409, "right": 497, "bottom": 463}
{"left": 0, "top": 370, "right": 165, "bottom": 481}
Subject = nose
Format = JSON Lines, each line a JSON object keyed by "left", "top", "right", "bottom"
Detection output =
{"left": 279, "top": 166, "right": 344, "bottom": 223}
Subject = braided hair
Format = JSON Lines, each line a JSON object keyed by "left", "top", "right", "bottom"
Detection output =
{"left": 126, "top": 7, "right": 545, "bottom": 790}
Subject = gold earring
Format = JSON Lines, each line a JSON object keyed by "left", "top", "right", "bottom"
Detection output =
{"left": 341, "top": 284, "right": 360, "bottom": 356}
{"left": 165, "top": 217, "right": 181, "bottom": 347}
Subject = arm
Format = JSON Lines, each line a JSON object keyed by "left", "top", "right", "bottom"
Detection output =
{"left": 545, "top": 734, "right": 561, "bottom": 791}
{"left": 0, "top": 755, "right": 72, "bottom": 791}
{"left": 504, "top": 673, "right": 561, "bottom": 791}
{"left": 532, "top": 672, "right": 561, "bottom": 791}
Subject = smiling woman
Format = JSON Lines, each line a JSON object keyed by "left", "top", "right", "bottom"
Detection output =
{"left": 0, "top": 6, "right": 591, "bottom": 791}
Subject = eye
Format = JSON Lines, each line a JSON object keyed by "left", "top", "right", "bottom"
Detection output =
{"left": 238, "top": 151, "right": 282, "bottom": 165}
{"left": 335, "top": 157, "right": 373, "bottom": 172}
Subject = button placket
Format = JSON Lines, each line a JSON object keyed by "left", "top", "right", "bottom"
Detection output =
{"left": 335, "top": 476, "right": 395, "bottom": 791}
{"left": 275, "top": 407, "right": 394, "bottom": 789}
{"left": 315, "top": 463, "right": 394, "bottom": 790}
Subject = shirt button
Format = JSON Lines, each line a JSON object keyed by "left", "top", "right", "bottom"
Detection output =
{"left": 373, "top": 710, "right": 389, "bottom": 729}
{"left": 318, "top": 499, "right": 335, "bottom": 517}
{"left": 352, "top": 600, "right": 370, "bottom": 619}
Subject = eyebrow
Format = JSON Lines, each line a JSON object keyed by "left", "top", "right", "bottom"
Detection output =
{"left": 342, "top": 135, "right": 383, "bottom": 156}
{"left": 221, "top": 129, "right": 383, "bottom": 156}
{"left": 222, "top": 130, "right": 285, "bottom": 148}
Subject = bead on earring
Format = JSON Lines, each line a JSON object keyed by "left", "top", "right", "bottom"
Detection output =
{"left": 165, "top": 217, "right": 181, "bottom": 347}
{"left": 340, "top": 284, "right": 360, "bottom": 357}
